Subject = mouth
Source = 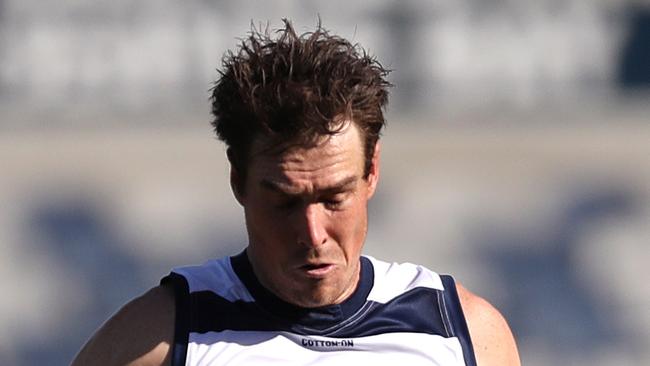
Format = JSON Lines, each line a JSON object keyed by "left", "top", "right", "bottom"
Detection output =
{"left": 298, "top": 263, "right": 335, "bottom": 278}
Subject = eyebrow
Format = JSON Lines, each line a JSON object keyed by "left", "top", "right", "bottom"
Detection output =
{"left": 260, "top": 175, "right": 358, "bottom": 195}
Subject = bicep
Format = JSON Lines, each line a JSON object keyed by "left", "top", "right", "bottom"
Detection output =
{"left": 71, "top": 285, "right": 175, "bottom": 366}
{"left": 457, "top": 283, "right": 521, "bottom": 366}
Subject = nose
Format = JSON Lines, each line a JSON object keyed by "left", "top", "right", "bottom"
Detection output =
{"left": 296, "top": 203, "right": 328, "bottom": 248}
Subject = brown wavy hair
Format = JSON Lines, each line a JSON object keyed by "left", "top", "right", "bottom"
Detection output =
{"left": 210, "top": 20, "right": 391, "bottom": 183}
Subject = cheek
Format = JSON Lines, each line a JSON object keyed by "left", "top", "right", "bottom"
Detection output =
{"left": 245, "top": 204, "right": 286, "bottom": 247}
{"left": 245, "top": 207, "right": 276, "bottom": 242}
{"left": 334, "top": 201, "right": 368, "bottom": 251}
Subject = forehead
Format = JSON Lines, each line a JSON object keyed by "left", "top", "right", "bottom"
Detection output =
{"left": 247, "top": 123, "right": 365, "bottom": 188}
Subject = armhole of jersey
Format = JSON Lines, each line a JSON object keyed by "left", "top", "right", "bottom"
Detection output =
{"left": 440, "top": 275, "right": 477, "bottom": 366}
{"left": 160, "top": 272, "right": 190, "bottom": 366}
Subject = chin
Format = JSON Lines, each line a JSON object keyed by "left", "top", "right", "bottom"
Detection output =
{"left": 282, "top": 285, "right": 331, "bottom": 308}
{"left": 296, "top": 296, "right": 333, "bottom": 308}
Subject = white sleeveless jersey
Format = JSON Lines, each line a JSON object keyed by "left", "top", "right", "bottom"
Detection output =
{"left": 161, "top": 252, "right": 477, "bottom": 366}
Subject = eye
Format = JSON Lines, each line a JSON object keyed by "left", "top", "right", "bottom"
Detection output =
{"left": 322, "top": 193, "right": 348, "bottom": 210}
{"left": 276, "top": 198, "right": 300, "bottom": 210}
{"left": 323, "top": 200, "right": 342, "bottom": 210}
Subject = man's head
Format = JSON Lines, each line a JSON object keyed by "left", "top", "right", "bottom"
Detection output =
{"left": 210, "top": 20, "right": 391, "bottom": 308}
{"left": 210, "top": 20, "right": 391, "bottom": 190}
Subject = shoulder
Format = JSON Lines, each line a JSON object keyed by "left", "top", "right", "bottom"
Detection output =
{"left": 71, "top": 285, "right": 176, "bottom": 366}
{"left": 364, "top": 256, "right": 444, "bottom": 303}
{"left": 456, "top": 282, "right": 521, "bottom": 366}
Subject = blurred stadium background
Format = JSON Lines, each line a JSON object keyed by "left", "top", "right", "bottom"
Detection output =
{"left": 1, "top": 1, "right": 649, "bottom": 365}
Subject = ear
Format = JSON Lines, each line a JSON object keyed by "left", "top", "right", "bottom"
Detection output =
{"left": 230, "top": 166, "right": 244, "bottom": 205}
{"left": 227, "top": 148, "right": 244, "bottom": 205}
{"left": 366, "top": 142, "right": 381, "bottom": 199}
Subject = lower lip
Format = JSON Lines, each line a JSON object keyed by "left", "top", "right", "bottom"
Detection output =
{"left": 300, "top": 264, "right": 335, "bottom": 278}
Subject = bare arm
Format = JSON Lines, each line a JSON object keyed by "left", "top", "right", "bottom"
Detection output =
{"left": 457, "top": 283, "right": 521, "bottom": 366}
{"left": 71, "top": 285, "right": 175, "bottom": 366}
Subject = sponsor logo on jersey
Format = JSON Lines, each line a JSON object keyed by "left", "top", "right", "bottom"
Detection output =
{"left": 301, "top": 338, "right": 355, "bottom": 348}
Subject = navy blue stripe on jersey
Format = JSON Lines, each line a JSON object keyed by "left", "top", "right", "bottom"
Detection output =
{"left": 160, "top": 272, "right": 190, "bottom": 366}
{"left": 332, "top": 287, "right": 450, "bottom": 338}
{"left": 190, "top": 292, "right": 284, "bottom": 334}
{"left": 184, "top": 286, "right": 451, "bottom": 340}
{"left": 440, "top": 275, "right": 477, "bottom": 366}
